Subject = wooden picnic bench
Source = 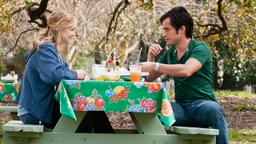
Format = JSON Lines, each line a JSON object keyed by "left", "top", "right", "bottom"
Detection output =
{"left": 170, "top": 126, "right": 219, "bottom": 144}
{"left": 0, "top": 105, "right": 19, "bottom": 120}
{"left": 0, "top": 105, "right": 17, "bottom": 113}
{"left": 3, "top": 121, "right": 44, "bottom": 137}
{"left": 3, "top": 114, "right": 219, "bottom": 144}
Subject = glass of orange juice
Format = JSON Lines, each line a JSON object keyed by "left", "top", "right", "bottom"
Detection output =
{"left": 129, "top": 65, "right": 142, "bottom": 82}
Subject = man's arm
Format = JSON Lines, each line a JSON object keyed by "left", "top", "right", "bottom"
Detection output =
{"left": 160, "top": 58, "right": 202, "bottom": 77}
{"left": 145, "top": 70, "right": 162, "bottom": 82}
{"left": 142, "top": 58, "right": 202, "bottom": 78}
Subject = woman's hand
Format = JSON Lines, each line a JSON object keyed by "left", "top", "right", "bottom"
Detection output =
{"left": 76, "top": 69, "right": 86, "bottom": 80}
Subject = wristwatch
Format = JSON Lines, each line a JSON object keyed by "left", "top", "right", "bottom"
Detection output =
{"left": 154, "top": 62, "right": 160, "bottom": 71}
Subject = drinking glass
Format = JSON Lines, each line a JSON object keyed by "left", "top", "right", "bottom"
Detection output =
{"left": 129, "top": 65, "right": 141, "bottom": 82}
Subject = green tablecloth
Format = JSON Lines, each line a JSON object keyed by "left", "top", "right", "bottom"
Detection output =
{"left": 0, "top": 82, "right": 19, "bottom": 103}
{"left": 56, "top": 80, "right": 176, "bottom": 127}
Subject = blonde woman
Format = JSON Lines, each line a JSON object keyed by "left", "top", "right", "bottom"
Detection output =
{"left": 17, "top": 10, "right": 85, "bottom": 128}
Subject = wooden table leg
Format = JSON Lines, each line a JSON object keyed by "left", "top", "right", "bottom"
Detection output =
{"left": 129, "top": 113, "right": 166, "bottom": 135}
{"left": 53, "top": 111, "right": 86, "bottom": 132}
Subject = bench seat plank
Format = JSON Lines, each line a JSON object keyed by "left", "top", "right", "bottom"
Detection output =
{"left": 3, "top": 120, "right": 44, "bottom": 133}
{"left": 0, "top": 105, "right": 18, "bottom": 112}
{"left": 172, "top": 126, "right": 219, "bottom": 135}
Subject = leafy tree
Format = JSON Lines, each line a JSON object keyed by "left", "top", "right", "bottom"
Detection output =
{"left": 205, "top": 0, "right": 256, "bottom": 88}
{"left": 0, "top": 0, "right": 255, "bottom": 90}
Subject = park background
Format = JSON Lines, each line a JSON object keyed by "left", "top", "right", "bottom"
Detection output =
{"left": 0, "top": 0, "right": 255, "bottom": 143}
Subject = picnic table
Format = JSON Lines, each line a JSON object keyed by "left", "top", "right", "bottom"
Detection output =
{"left": 0, "top": 81, "right": 19, "bottom": 120}
{"left": 3, "top": 80, "right": 218, "bottom": 144}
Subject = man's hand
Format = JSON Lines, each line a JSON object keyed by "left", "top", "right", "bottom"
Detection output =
{"left": 141, "top": 62, "right": 155, "bottom": 72}
{"left": 76, "top": 69, "right": 86, "bottom": 80}
{"left": 147, "top": 44, "right": 162, "bottom": 62}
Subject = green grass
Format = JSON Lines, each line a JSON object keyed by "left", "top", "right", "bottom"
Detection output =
{"left": 229, "top": 128, "right": 256, "bottom": 143}
{"left": 170, "top": 89, "right": 256, "bottom": 110}
{"left": 169, "top": 89, "right": 256, "bottom": 98}
{"left": 234, "top": 103, "right": 256, "bottom": 110}
{"left": 215, "top": 90, "right": 256, "bottom": 98}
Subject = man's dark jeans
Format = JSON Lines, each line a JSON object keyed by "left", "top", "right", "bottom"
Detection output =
{"left": 171, "top": 99, "right": 228, "bottom": 144}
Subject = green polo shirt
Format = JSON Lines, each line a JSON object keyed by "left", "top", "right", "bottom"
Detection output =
{"left": 159, "top": 39, "right": 216, "bottom": 102}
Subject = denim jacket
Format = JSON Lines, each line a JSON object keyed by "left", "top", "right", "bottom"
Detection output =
{"left": 17, "top": 42, "right": 77, "bottom": 124}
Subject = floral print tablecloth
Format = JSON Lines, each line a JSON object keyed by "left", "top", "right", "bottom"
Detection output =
{"left": 0, "top": 82, "right": 19, "bottom": 103}
{"left": 56, "top": 80, "right": 176, "bottom": 127}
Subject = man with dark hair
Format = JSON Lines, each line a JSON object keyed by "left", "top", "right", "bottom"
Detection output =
{"left": 141, "top": 6, "right": 228, "bottom": 144}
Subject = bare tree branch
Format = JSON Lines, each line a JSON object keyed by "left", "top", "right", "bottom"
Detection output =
{"left": 0, "top": 5, "right": 26, "bottom": 35}
{"left": 195, "top": 0, "right": 228, "bottom": 38}
{"left": 27, "top": 0, "right": 50, "bottom": 28}
{"left": 217, "top": 0, "right": 228, "bottom": 31}
{"left": 194, "top": 21, "right": 222, "bottom": 29}
{"left": 4, "top": 28, "right": 39, "bottom": 56}
{"left": 10, "top": 6, "right": 27, "bottom": 16}
{"left": 113, "top": 2, "right": 129, "bottom": 33}
{"left": 133, "top": 0, "right": 153, "bottom": 10}
{"left": 94, "top": 0, "right": 130, "bottom": 63}
{"left": 105, "top": 0, "right": 130, "bottom": 43}
{"left": 123, "top": 10, "right": 136, "bottom": 35}
{"left": 2, "top": 0, "right": 51, "bottom": 56}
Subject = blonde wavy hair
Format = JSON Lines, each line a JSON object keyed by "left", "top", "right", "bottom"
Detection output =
{"left": 33, "top": 10, "right": 75, "bottom": 53}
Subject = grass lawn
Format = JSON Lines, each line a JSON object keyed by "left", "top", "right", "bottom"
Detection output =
{"left": 215, "top": 90, "right": 256, "bottom": 98}
{"left": 229, "top": 128, "right": 256, "bottom": 144}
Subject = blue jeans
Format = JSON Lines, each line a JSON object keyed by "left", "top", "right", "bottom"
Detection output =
{"left": 20, "top": 113, "right": 40, "bottom": 125}
{"left": 20, "top": 113, "right": 55, "bottom": 129}
{"left": 171, "top": 99, "right": 228, "bottom": 144}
